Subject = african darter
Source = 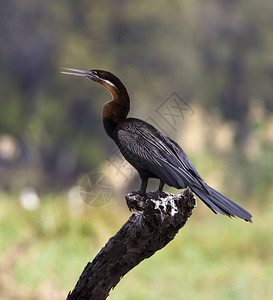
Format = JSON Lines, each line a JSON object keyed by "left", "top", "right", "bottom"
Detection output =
{"left": 61, "top": 68, "right": 252, "bottom": 222}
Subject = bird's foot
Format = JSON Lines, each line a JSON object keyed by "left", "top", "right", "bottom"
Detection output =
{"left": 129, "top": 190, "right": 147, "bottom": 198}
{"left": 147, "top": 190, "right": 167, "bottom": 199}
{"left": 126, "top": 190, "right": 147, "bottom": 211}
{"left": 128, "top": 189, "right": 167, "bottom": 200}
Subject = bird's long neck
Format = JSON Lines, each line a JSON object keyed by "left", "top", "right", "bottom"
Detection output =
{"left": 101, "top": 78, "right": 130, "bottom": 138}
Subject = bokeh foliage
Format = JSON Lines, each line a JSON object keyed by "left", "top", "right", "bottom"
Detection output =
{"left": 0, "top": 192, "right": 272, "bottom": 299}
{"left": 0, "top": 0, "right": 272, "bottom": 195}
{"left": 0, "top": 1, "right": 273, "bottom": 298}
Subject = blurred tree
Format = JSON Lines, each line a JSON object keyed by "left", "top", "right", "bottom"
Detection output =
{"left": 0, "top": 0, "right": 272, "bottom": 193}
{"left": 196, "top": 0, "right": 273, "bottom": 132}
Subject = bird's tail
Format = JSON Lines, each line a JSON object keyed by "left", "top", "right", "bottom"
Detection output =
{"left": 191, "top": 185, "right": 252, "bottom": 222}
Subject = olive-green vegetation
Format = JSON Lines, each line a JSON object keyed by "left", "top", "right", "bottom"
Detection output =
{"left": 0, "top": 0, "right": 273, "bottom": 299}
{"left": 0, "top": 192, "right": 272, "bottom": 300}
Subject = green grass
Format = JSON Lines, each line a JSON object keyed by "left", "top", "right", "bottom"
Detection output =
{"left": 0, "top": 192, "right": 272, "bottom": 299}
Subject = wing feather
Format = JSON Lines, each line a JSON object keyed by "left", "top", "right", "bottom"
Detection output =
{"left": 117, "top": 119, "right": 206, "bottom": 189}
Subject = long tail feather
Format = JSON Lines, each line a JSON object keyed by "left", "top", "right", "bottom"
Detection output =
{"left": 192, "top": 185, "right": 252, "bottom": 223}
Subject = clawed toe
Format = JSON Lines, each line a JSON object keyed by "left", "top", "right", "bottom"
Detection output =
{"left": 147, "top": 190, "right": 166, "bottom": 199}
{"left": 130, "top": 190, "right": 147, "bottom": 197}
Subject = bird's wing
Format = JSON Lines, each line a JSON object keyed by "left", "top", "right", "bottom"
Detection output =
{"left": 164, "top": 137, "right": 212, "bottom": 193}
{"left": 117, "top": 126, "right": 207, "bottom": 189}
{"left": 117, "top": 129, "right": 169, "bottom": 167}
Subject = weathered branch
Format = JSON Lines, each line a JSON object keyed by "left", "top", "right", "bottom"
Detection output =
{"left": 67, "top": 188, "right": 196, "bottom": 300}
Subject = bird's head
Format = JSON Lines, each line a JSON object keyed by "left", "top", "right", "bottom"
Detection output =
{"left": 61, "top": 68, "right": 130, "bottom": 121}
{"left": 61, "top": 68, "right": 121, "bottom": 96}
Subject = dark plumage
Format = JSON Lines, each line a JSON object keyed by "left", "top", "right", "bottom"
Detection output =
{"left": 62, "top": 68, "right": 252, "bottom": 222}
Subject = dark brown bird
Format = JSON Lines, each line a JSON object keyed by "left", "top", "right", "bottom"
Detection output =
{"left": 61, "top": 68, "right": 252, "bottom": 222}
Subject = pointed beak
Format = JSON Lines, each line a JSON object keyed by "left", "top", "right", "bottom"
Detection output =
{"left": 60, "top": 68, "right": 97, "bottom": 80}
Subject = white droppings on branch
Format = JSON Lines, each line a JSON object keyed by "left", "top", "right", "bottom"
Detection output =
{"left": 151, "top": 194, "right": 179, "bottom": 217}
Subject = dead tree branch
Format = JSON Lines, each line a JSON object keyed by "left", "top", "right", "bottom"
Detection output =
{"left": 67, "top": 188, "right": 196, "bottom": 300}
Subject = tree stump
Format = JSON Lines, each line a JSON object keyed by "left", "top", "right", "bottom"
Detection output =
{"left": 67, "top": 188, "right": 196, "bottom": 300}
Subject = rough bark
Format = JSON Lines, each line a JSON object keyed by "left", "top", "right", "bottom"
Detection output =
{"left": 67, "top": 188, "right": 196, "bottom": 300}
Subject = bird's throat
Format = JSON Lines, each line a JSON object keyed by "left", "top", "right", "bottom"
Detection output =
{"left": 103, "top": 117, "right": 119, "bottom": 139}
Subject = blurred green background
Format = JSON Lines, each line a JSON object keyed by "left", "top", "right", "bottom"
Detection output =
{"left": 0, "top": 0, "right": 273, "bottom": 299}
